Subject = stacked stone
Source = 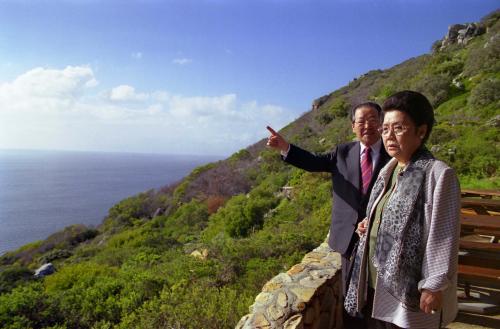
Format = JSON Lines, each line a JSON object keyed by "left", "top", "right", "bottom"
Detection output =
{"left": 235, "top": 242, "right": 343, "bottom": 329}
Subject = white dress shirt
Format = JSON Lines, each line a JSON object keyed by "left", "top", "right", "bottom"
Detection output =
{"left": 360, "top": 138, "right": 382, "bottom": 171}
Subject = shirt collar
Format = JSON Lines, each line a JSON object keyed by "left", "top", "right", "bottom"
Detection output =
{"left": 360, "top": 138, "right": 382, "bottom": 155}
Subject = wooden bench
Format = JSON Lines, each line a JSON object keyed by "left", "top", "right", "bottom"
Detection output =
{"left": 461, "top": 198, "right": 500, "bottom": 215}
{"left": 458, "top": 264, "right": 500, "bottom": 284}
{"left": 461, "top": 189, "right": 500, "bottom": 199}
{"left": 457, "top": 192, "right": 500, "bottom": 308}
{"left": 461, "top": 213, "right": 500, "bottom": 242}
{"left": 458, "top": 240, "right": 500, "bottom": 313}
{"left": 458, "top": 264, "right": 500, "bottom": 297}
{"left": 460, "top": 240, "right": 500, "bottom": 254}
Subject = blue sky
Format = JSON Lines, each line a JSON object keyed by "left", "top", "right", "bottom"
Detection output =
{"left": 0, "top": 0, "right": 497, "bottom": 156}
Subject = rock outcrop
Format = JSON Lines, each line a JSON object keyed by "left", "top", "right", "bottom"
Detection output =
{"left": 312, "top": 95, "right": 329, "bottom": 111}
{"left": 440, "top": 23, "right": 486, "bottom": 49}
{"left": 190, "top": 249, "right": 209, "bottom": 260}
{"left": 34, "top": 263, "right": 55, "bottom": 278}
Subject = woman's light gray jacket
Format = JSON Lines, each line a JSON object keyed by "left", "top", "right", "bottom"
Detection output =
{"left": 345, "top": 150, "right": 461, "bottom": 328}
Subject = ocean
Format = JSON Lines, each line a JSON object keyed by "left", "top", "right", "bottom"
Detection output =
{"left": 0, "top": 149, "right": 220, "bottom": 255}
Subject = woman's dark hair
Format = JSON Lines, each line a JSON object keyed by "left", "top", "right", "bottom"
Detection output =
{"left": 382, "top": 90, "right": 435, "bottom": 144}
{"left": 350, "top": 102, "right": 382, "bottom": 122}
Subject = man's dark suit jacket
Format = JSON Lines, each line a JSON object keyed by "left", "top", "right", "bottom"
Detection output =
{"left": 284, "top": 141, "right": 390, "bottom": 256}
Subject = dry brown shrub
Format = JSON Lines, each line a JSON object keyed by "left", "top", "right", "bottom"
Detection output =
{"left": 206, "top": 195, "right": 226, "bottom": 214}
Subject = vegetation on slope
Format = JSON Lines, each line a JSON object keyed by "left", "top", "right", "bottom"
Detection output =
{"left": 0, "top": 10, "right": 498, "bottom": 329}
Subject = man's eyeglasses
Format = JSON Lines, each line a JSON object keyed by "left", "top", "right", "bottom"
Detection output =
{"left": 378, "top": 125, "right": 410, "bottom": 136}
{"left": 354, "top": 118, "right": 379, "bottom": 127}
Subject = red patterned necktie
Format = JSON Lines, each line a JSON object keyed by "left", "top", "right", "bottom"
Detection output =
{"left": 361, "top": 147, "right": 373, "bottom": 195}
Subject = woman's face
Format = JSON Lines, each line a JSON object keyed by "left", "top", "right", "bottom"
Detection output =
{"left": 381, "top": 110, "right": 427, "bottom": 165}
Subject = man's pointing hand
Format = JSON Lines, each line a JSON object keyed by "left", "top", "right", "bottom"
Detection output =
{"left": 266, "top": 126, "right": 289, "bottom": 152}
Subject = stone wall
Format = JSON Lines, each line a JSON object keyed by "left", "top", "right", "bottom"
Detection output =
{"left": 235, "top": 241, "right": 343, "bottom": 329}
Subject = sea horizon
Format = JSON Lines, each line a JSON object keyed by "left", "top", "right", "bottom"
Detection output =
{"left": 0, "top": 149, "right": 221, "bottom": 255}
{"left": 0, "top": 147, "right": 227, "bottom": 158}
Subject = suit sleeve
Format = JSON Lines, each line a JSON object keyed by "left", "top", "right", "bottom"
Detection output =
{"left": 418, "top": 167, "right": 461, "bottom": 292}
{"left": 283, "top": 144, "right": 337, "bottom": 173}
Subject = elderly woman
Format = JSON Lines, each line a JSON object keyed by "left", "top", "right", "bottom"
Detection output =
{"left": 344, "top": 91, "right": 461, "bottom": 328}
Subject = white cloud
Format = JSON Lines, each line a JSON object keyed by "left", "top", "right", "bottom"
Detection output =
{"left": 0, "top": 66, "right": 295, "bottom": 155}
{"left": 151, "top": 91, "right": 169, "bottom": 102}
{"left": 168, "top": 94, "right": 236, "bottom": 118}
{"left": 109, "top": 85, "right": 149, "bottom": 102}
{"left": 131, "top": 52, "right": 143, "bottom": 59}
{"left": 172, "top": 58, "right": 193, "bottom": 65}
{"left": 0, "top": 66, "right": 97, "bottom": 116}
{"left": 3, "top": 65, "right": 97, "bottom": 98}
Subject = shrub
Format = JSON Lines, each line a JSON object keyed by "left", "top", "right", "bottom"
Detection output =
{"left": 206, "top": 195, "right": 226, "bottom": 214}
{"left": 412, "top": 74, "right": 452, "bottom": 107}
{"left": 327, "top": 97, "right": 350, "bottom": 118}
{"left": 372, "top": 84, "right": 397, "bottom": 103}
{"left": 431, "top": 52, "right": 464, "bottom": 76}
{"left": 464, "top": 32, "right": 500, "bottom": 76}
{"left": 222, "top": 195, "right": 253, "bottom": 238}
{"left": 468, "top": 78, "right": 500, "bottom": 108}
{"left": 317, "top": 111, "right": 334, "bottom": 125}
{"left": 44, "top": 262, "right": 123, "bottom": 328}
{"left": 228, "top": 149, "right": 252, "bottom": 164}
{"left": 431, "top": 39, "right": 442, "bottom": 53}
{"left": 0, "top": 282, "right": 60, "bottom": 328}
{"left": 163, "top": 200, "right": 209, "bottom": 243}
{"left": 118, "top": 284, "right": 253, "bottom": 329}
{"left": 1, "top": 225, "right": 98, "bottom": 266}
{"left": 39, "top": 249, "right": 73, "bottom": 264}
{"left": 0, "top": 266, "right": 33, "bottom": 293}
{"left": 107, "top": 193, "right": 154, "bottom": 227}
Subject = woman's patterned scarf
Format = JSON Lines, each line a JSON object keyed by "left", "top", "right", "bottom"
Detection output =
{"left": 345, "top": 149, "right": 435, "bottom": 316}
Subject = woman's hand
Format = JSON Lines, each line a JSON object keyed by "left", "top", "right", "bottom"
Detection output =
{"left": 420, "top": 289, "right": 442, "bottom": 314}
{"left": 356, "top": 218, "right": 368, "bottom": 237}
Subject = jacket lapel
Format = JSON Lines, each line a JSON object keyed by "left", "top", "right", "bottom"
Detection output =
{"left": 347, "top": 142, "right": 361, "bottom": 191}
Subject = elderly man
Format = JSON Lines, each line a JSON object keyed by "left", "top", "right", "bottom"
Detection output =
{"left": 267, "top": 102, "right": 390, "bottom": 328}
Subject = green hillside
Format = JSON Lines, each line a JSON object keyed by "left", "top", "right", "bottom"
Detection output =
{"left": 1, "top": 10, "right": 498, "bottom": 329}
